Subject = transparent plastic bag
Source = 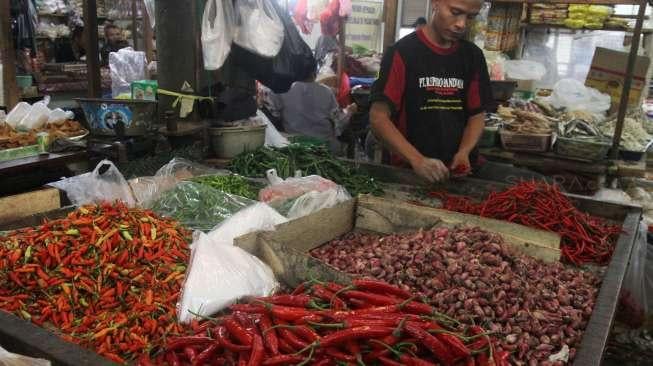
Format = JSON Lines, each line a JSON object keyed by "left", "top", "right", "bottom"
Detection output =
{"left": 5, "top": 102, "right": 31, "bottom": 128}
{"left": 129, "top": 158, "right": 221, "bottom": 207}
{"left": 48, "top": 160, "right": 136, "bottom": 207}
{"left": 259, "top": 173, "right": 338, "bottom": 206}
{"left": 548, "top": 79, "right": 611, "bottom": 116}
{"left": 257, "top": 109, "right": 289, "bottom": 147}
{"left": 109, "top": 47, "right": 147, "bottom": 98}
{"left": 201, "top": 0, "right": 235, "bottom": 70}
{"left": 504, "top": 60, "right": 547, "bottom": 81}
{"left": 234, "top": 0, "right": 284, "bottom": 58}
{"left": 17, "top": 102, "right": 51, "bottom": 131}
{"left": 149, "top": 181, "right": 254, "bottom": 232}
{"left": 177, "top": 203, "right": 285, "bottom": 323}
{"left": 286, "top": 186, "right": 351, "bottom": 219}
{"left": 0, "top": 345, "right": 51, "bottom": 366}
{"left": 617, "top": 222, "right": 648, "bottom": 328}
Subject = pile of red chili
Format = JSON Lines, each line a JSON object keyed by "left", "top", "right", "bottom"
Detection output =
{"left": 155, "top": 279, "right": 503, "bottom": 366}
{"left": 0, "top": 202, "right": 191, "bottom": 364}
{"left": 430, "top": 181, "right": 622, "bottom": 265}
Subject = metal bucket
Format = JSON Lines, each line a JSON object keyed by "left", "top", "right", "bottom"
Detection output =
{"left": 74, "top": 98, "right": 157, "bottom": 137}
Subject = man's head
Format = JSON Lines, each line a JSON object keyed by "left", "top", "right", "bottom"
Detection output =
{"left": 104, "top": 24, "right": 122, "bottom": 45}
{"left": 429, "top": 0, "right": 483, "bottom": 43}
{"left": 413, "top": 17, "right": 427, "bottom": 30}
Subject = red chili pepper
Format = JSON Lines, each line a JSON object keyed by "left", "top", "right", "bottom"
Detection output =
{"left": 224, "top": 317, "right": 254, "bottom": 346}
{"left": 183, "top": 346, "right": 197, "bottom": 362}
{"left": 247, "top": 334, "right": 264, "bottom": 366}
{"left": 258, "top": 314, "right": 279, "bottom": 355}
{"left": 165, "top": 351, "right": 181, "bottom": 366}
{"left": 400, "top": 354, "right": 438, "bottom": 366}
{"left": 341, "top": 290, "right": 398, "bottom": 306}
{"left": 324, "top": 347, "right": 356, "bottom": 362}
{"left": 276, "top": 325, "right": 309, "bottom": 349}
{"left": 217, "top": 326, "right": 252, "bottom": 352}
{"left": 494, "top": 350, "right": 510, "bottom": 366}
{"left": 261, "top": 354, "right": 305, "bottom": 365}
{"left": 405, "top": 322, "right": 455, "bottom": 365}
{"left": 353, "top": 278, "right": 412, "bottom": 299}
{"left": 320, "top": 326, "right": 394, "bottom": 347}
{"left": 291, "top": 325, "right": 321, "bottom": 343}
{"left": 311, "top": 284, "right": 346, "bottom": 310}
{"left": 192, "top": 343, "right": 220, "bottom": 366}
{"left": 166, "top": 336, "right": 214, "bottom": 351}
{"left": 260, "top": 294, "right": 312, "bottom": 307}
{"left": 270, "top": 305, "right": 312, "bottom": 322}
{"left": 379, "top": 356, "right": 403, "bottom": 366}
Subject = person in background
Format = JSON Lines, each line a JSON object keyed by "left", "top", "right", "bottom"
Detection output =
{"left": 271, "top": 60, "right": 358, "bottom": 155}
{"left": 100, "top": 23, "right": 128, "bottom": 66}
{"left": 55, "top": 27, "right": 86, "bottom": 62}
{"left": 413, "top": 17, "right": 428, "bottom": 31}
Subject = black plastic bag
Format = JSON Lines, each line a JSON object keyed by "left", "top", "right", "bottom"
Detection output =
{"left": 231, "top": 0, "right": 316, "bottom": 93}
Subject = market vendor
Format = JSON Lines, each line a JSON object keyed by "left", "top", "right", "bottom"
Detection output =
{"left": 270, "top": 60, "right": 358, "bottom": 155}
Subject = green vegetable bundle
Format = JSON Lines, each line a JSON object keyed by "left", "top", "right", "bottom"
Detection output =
{"left": 191, "top": 174, "right": 262, "bottom": 200}
{"left": 228, "top": 144, "right": 383, "bottom": 196}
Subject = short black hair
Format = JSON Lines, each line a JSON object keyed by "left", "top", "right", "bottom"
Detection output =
{"left": 412, "top": 17, "right": 427, "bottom": 28}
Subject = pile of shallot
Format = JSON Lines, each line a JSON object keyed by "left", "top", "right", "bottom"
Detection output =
{"left": 311, "top": 226, "right": 601, "bottom": 365}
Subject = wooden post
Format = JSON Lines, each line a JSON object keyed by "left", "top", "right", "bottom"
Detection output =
{"left": 142, "top": 0, "right": 155, "bottom": 63}
{"left": 83, "top": 0, "right": 101, "bottom": 98}
{"left": 131, "top": 0, "right": 139, "bottom": 50}
{"left": 610, "top": 2, "right": 646, "bottom": 159}
{"left": 156, "top": 0, "right": 199, "bottom": 120}
{"left": 336, "top": 18, "right": 346, "bottom": 88}
{"left": 1, "top": 0, "right": 20, "bottom": 109}
{"left": 383, "top": 0, "right": 399, "bottom": 50}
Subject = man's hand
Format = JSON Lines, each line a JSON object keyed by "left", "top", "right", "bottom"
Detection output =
{"left": 411, "top": 156, "right": 449, "bottom": 183}
{"left": 450, "top": 151, "right": 471, "bottom": 176}
{"left": 345, "top": 103, "right": 358, "bottom": 115}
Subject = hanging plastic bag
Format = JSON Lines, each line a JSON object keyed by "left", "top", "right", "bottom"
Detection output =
{"left": 48, "top": 160, "right": 136, "bottom": 207}
{"left": 307, "top": 0, "right": 329, "bottom": 20}
{"left": 149, "top": 181, "right": 254, "bottom": 232}
{"left": 231, "top": 0, "right": 316, "bottom": 93}
{"left": 234, "top": 0, "right": 284, "bottom": 58}
{"left": 339, "top": 0, "right": 352, "bottom": 17}
{"left": 293, "top": 0, "right": 312, "bottom": 34}
{"left": 110, "top": 48, "right": 147, "bottom": 98}
{"left": 616, "top": 221, "right": 649, "bottom": 328}
{"left": 320, "top": 0, "right": 341, "bottom": 36}
{"left": 201, "top": 0, "right": 235, "bottom": 70}
{"left": 257, "top": 109, "right": 289, "bottom": 147}
{"left": 0, "top": 345, "right": 51, "bottom": 366}
{"left": 177, "top": 203, "right": 286, "bottom": 323}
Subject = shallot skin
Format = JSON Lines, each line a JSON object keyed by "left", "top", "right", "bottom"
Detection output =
{"left": 311, "top": 226, "right": 600, "bottom": 364}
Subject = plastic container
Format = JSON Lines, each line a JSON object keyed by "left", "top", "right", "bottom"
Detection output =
{"left": 554, "top": 136, "right": 611, "bottom": 161}
{"left": 17, "top": 102, "right": 50, "bottom": 131}
{"left": 209, "top": 125, "right": 266, "bottom": 158}
{"left": 5, "top": 102, "right": 31, "bottom": 128}
{"left": 75, "top": 98, "right": 157, "bottom": 137}
{"left": 499, "top": 129, "right": 552, "bottom": 153}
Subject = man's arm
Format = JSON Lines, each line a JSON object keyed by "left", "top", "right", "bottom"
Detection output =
{"left": 370, "top": 102, "right": 449, "bottom": 182}
{"left": 450, "top": 112, "right": 484, "bottom": 170}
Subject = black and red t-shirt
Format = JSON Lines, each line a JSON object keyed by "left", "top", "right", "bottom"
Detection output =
{"left": 370, "top": 29, "right": 492, "bottom": 166}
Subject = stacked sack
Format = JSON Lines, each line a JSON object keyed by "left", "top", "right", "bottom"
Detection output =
{"left": 530, "top": 3, "right": 568, "bottom": 26}
{"left": 564, "top": 4, "right": 614, "bottom": 29}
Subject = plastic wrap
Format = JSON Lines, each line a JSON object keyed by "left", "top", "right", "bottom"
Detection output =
{"left": 0, "top": 345, "right": 51, "bottom": 366}
{"left": 234, "top": 0, "right": 284, "bottom": 58}
{"left": 48, "top": 160, "right": 136, "bottom": 207}
{"left": 201, "top": 0, "right": 235, "bottom": 70}
{"left": 109, "top": 48, "right": 147, "bottom": 98}
{"left": 177, "top": 203, "right": 285, "bottom": 323}
{"left": 149, "top": 181, "right": 254, "bottom": 231}
{"left": 286, "top": 186, "right": 351, "bottom": 219}
{"left": 548, "top": 79, "right": 611, "bottom": 117}
{"left": 617, "top": 222, "right": 648, "bottom": 328}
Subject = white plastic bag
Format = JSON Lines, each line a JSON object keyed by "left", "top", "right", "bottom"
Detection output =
{"left": 504, "top": 60, "right": 547, "bottom": 81}
{"left": 259, "top": 174, "right": 338, "bottom": 205}
{"left": 201, "top": 0, "right": 235, "bottom": 70}
{"left": 46, "top": 108, "right": 74, "bottom": 124}
{"left": 177, "top": 203, "right": 286, "bottom": 323}
{"left": 234, "top": 0, "right": 284, "bottom": 58}
{"left": 17, "top": 102, "right": 51, "bottom": 131}
{"left": 256, "top": 109, "right": 289, "bottom": 147}
{"left": 5, "top": 102, "right": 31, "bottom": 128}
{"left": 0, "top": 345, "right": 51, "bottom": 366}
{"left": 48, "top": 160, "right": 136, "bottom": 207}
{"left": 109, "top": 48, "right": 147, "bottom": 98}
{"left": 548, "top": 79, "right": 611, "bottom": 116}
{"left": 307, "top": 0, "right": 329, "bottom": 20}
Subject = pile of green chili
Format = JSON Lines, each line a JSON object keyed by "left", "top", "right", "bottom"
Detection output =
{"left": 191, "top": 174, "right": 261, "bottom": 200}
{"left": 228, "top": 144, "right": 383, "bottom": 196}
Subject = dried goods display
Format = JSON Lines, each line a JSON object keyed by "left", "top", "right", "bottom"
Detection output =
{"left": 312, "top": 226, "right": 601, "bottom": 364}
{"left": 159, "top": 279, "right": 503, "bottom": 366}
{"left": 0, "top": 120, "right": 87, "bottom": 149}
{"left": 0, "top": 202, "right": 191, "bottom": 364}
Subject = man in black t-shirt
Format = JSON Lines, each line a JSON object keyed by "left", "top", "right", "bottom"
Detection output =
{"left": 370, "top": 0, "right": 490, "bottom": 183}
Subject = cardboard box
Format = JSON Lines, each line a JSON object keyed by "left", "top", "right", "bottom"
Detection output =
{"left": 131, "top": 80, "right": 158, "bottom": 101}
{"left": 585, "top": 47, "right": 650, "bottom": 110}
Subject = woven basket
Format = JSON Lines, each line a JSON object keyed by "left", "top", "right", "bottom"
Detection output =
{"left": 554, "top": 136, "right": 610, "bottom": 161}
